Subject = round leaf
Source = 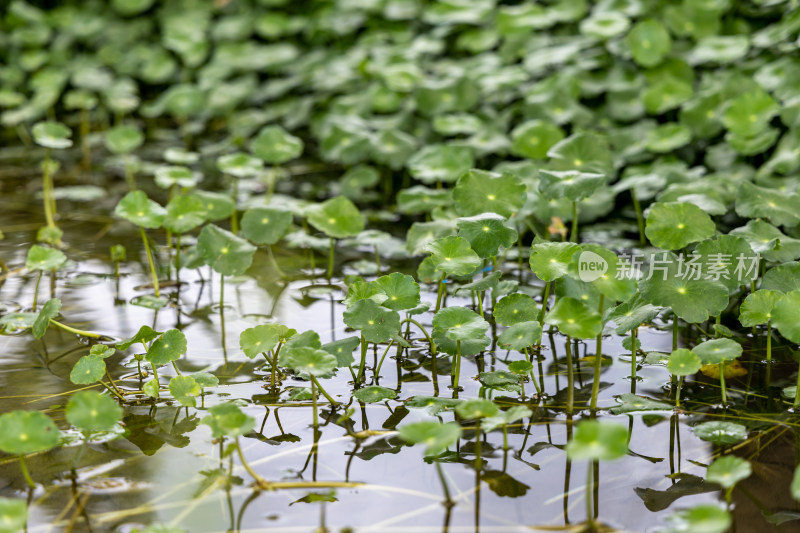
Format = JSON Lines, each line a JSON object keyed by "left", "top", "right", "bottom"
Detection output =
{"left": 306, "top": 196, "right": 365, "bottom": 239}
{"left": 0, "top": 410, "right": 59, "bottom": 455}
{"left": 197, "top": 224, "right": 257, "bottom": 276}
{"left": 114, "top": 190, "right": 166, "bottom": 229}
{"left": 66, "top": 391, "right": 122, "bottom": 433}
{"left": 565, "top": 420, "right": 628, "bottom": 461}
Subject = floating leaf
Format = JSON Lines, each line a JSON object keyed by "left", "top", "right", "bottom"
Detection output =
{"left": 164, "top": 194, "right": 206, "bottom": 234}
{"left": 306, "top": 196, "right": 365, "bottom": 239}
{"left": 398, "top": 421, "right": 462, "bottom": 455}
{"left": 354, "top": 386, "right": 397, "bottom": 403}
{"left": 667, "top": 349, "right": 702, "bottom": 377}
{"left": 191, "top": 191, "right": 235, "bottom": 221}
{"left": 455, "top": 398, "right": 499, "bottom": 420}
{"left": 608, "top": 293, "right": 662, "bottom": 334}
{"left": 0, "top": 410, "right": 59, "bottom": 455}
{"left": 32, "top": 297, "right": 60, "bottom": 339}
{"left": 26, "top": 245, "right": 66, "bottom": 271}
{"left": 610, "top": 393, "right": 672, "bottom": 414}
{"left": 321, "top": 337, "right": 359, "bottom": 367}
{"left": 566, "top": 420, "right": 628, "bottom": 461}
{"left": 114, "top": 190, "right": 166, "bottom": 229}
{"left": 544, "top": 297, "right": 602, "bottom": 339}
{"left": 70, "top": 355, "right": 106, "bottom": 385}
{"left": 424, "top": 236, "right": 481, "bottom": 276}
{"left": 494, "top": 294, "right": 539, "bottom": 326}
{"left": 117, "top": 325, "right": 162, "bottom": 350}
{"left": 66, "top": 391, "right": 122, "bottom": 433}
{"left": 453, "top": 169, "right": 526, "bottom": 218}
{"left": 169, "top": 376, "right": 201, "bottom": 407}
{"left": 201, "top": 403, "right": 255, "bottom": 439}
{"left": 155, "top": 166, "right": 201, "bottom": 189}
{"left": 343, "top": 299, "right": 400, "bottom": 343}
{"left": 693, "top": 421, "right": 747, "bottom": 445}
{"left": 250, "top": 125, "right": 303, "bottom": 164}
{"left": 197, "top": 224, "right": 257, "bottom": 276}
{"left": 456, "top": 213, "right": 517, "bottom": 258}
{"left": 32, "top": 120, "right": 72, "bottom": 149}
{"left": 146, "top": 329, "right": 187, "bottom": 367}
{"left": 240, "top": 208, "right": 292, "bottom": 245}
{"left": 645, "top": 202, "right": 715, "bottom": 250}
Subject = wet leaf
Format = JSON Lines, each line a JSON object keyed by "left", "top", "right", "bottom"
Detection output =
{"left": 354, "top": 386, "right": 397, "bottom": 403}
{"left": 494, "top": 293, "right": 539, "bottom": 326}
{"left": 250, "top": 125, "right": 303, "bottom": 164}
{"left": 610, "top": 393, "right": 672, "bottom": 414}
{"left": 455, "top": 398, "right": 499, "bottom": 420}
{"left": 66, "top": 391, "right": 122, "bottom": 433}
{"left": 456, "top": 213, "right": 518, "bottom": 258}
{"left": 664, "top": 504, "right": 731, "bottom": 533}
{"left": 240, "top": 324, "right": 283, "bottom": 359}
{"left": 284, "top": 347, "right": 337, "bottom": 377}
{"left": 693, "top": 338, "right": 742, "bottom": 364}
{"left": 0, "top": 410, "right": 59, "bottom": 455}
{"left": 169, "top": 376, "right": 201, "bottom": 407}
{"left": 645, "top": 202, "right": 716, "bottom": 250}
{"left": 32, "top": 120, "right": 72, "bottom": 149}
{"left": 70, "top": 354, "right": 106, "bottom": 385}
{"left": 26, "top": 245, "right": 66, "bottom": 271}
{"left": 398, "top": 421, "right": 461, "bottom": 455}
{"left": 433, "top": 306, "right": 489, "bottom": 342}
{"left": 453, "top": 169, "right": 526, "bottom": 218}
{"left": 498, "top": 321, "right": 542, "bottom": 350}
{"left": 667, "top": 349, "right": 702, "bottom": 377}
{"left": 32, "top": 297, "right": 60, "bottom": 339}
{"left": 240, "top": 208, "right": 292, "bottom": 245}
{"left": 343, "top": 299, "right": 400, "bottom": 343}
{"left": 693, "top": 421, "right": 747, "bottom": 445}
{"left": 424, "top": 236, "right": 481, "bottom": 276}
{"left": 306, "top": 196, "right": 365, "bottom": 239}
{"left": 197, "top": 224, "right": 257, "bottom": 276}
{"left": 114, "top": 190, "right": 166, "bottom": 229}
{"left": 771, "top": 290, "right": 800, "bottom": 343}
{"left": 706, "top": 456, "right": 751, "bottom": 489}
{"left": 104, "top": 124, "right": 143, "bottom": 155}
{"left": 529, "top": 241, "right": 579, "bottom": 282}
{"left": 566, "top": 420, "right": 628, "bottom": 461}
{"left": 146, "top": 329, "right": 187, "bottom": 366}
{"left": 544, "top": 297, "right": 602, "bottom": 339}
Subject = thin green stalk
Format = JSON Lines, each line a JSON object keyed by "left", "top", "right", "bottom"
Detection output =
{"left": 373, "top": 341, "right": 395, "bottom": 382}
{"left": 570, "top": 201, "right": 579, "bottom": 242}
{"left": 140, "top": 227, "right": 160, "bottom": 297}
{"left": 435, "top": 272, "right": 447, "bottom": 312}
{"left": 720, "top": 360, "right": 727, "bottom": 405}
{"left": 794, "top": 363, "right": 800, "bottom": 409}
{"left": 32, "top": 270, "right": 42, "bottom": 311}
{"left": 630, "top": 328, "right": 638, "bottom": 393}
{"left": 675, "top": 376, "right": 683, "bottom": 408}
{"left": 18, "top": 455, "right": 35, "bottom": 488}
{"left": 590, "top": 294, "right": 604, "bottom": 411}
{"left": 151, "top": 363, "right": 160, "bottom": 394}
{"left": 230, "top": 179, "right": 239, "bottom": 235}
{"left": 435, "top": 460, "right": 453, "bottom": 506}
{"left": 50, "top": 320, "right": 102, "bottom": 338}
{"left": 42, "top": 148, "right": 56, "bottom": 229}
{"left": 585, "top": 463, "right": 593, "bottom": 529}
{"left": 537, "top": 282, "right": 551, "bottom": 324}
{"left": 310, "top": 375, "right": 337, "bottom": 406}
{"left": 524, "top": 347, "right": 542, "bottom": 396}
{"left": 220, "top": 275, "right": 226, "bottom": 356}
{"left": 327, "top": 238, "right": 335, "bottom": 281}
{"left": 357, "top": 335, "right": 367, "bottom": 384}
{"left": 565, "top": 336, "right": 574, "bottom": 415}
{"left": 80, "top": 108, "right": 91, "bottom": 169}
{"left": 235, "top": 436, "right": 268, "bottom": 487}
{"left": 672, "top": 317, "right": 679, "bottom": 352}
{"left": 310, "top": 377, "right": 318, "bottom": 428}
{"left": 453, "top": 340, "right": 462, "bottom": 396}
{"left": 374, "top": 245, "right": 381, "bottom": 273}
{"left": 766, "top": 322, "right": 772, "bottom": 389}
{"left": 631, "top": 189, "right": 646, "bottom": 246}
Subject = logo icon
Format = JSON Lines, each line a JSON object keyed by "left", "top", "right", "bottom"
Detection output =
{"left": 578, "top": 251, "right": 608, "bottom": 282}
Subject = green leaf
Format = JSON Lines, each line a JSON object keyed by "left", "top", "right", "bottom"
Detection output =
{"left": 373, "top": 272, "right": 420, "bottom": 311}
{"left": 104, "top": 124, "right": 143, "bottom": 155}
{"left": 343, "top": 279, "right": 387, "bottom": 307}
{"left": 432, "top": 306, "right": 490, "bottom": 342}
{"left": 580, "top": 12, "right": 630, "bottom": 39}
{"left": 455, "top": 398, "right": 499, "bottom": 420}
{"left": 32, "top": 297, "right": 60, "bottom": 339}
{"left": 0, "top": 498, "right": 27, "bottom": 533}
{"left": 201, "top": 403, "right": 255, "bottom": 439}
{"left": 645, "top": 124, "right": 692, "bottom": 153}
{"left": 693, "top": 338, "right": 742, "bottom": 365}
{"left": 164, "top": 194, "right": 207, "bottom": 234}
{"left": 321, "top": 337, "right": 359, "bottom": 367}
{"left": 690, "top": 36, "right": 749, "bottom": 64}
{"left": 240, "top": 208, "right": 292, "bottom": 245}
{"left": 508, "top": 360, "right": 534, "bottom": 376}
{"left": 544, "top": 297, "right": 602, "bottom": 339}
{"left": 694, "top": 235, "right": 756, "bottom": 294}
{"left": 146, "top": 329, "right": 187, "bottom": 366}
{"left": 240, "top": 324, "right": 283, "bottom": 359}
{"left": 197, "top": 224, "right": 257, "bottom": 276}
{"left": 192, "top": 372, "right": 219, "bottom": 388}
{"left": 0, "top": 410, "right": 59, "bottom": 454}
{"left": 538, "top": 169, "right": 606, "bottom": 201}
{"left": 645, "top": 202, "right": 715, "bottom": 250}
{"left": 730, "top": 220, "right": 800, "bottom": 264}
{"left": 494, "top": 294, "right": 539, "bottom": 326}
{"left": 250, "top": 125, "right": 303, "bottom": 164}
{"left": 721, "top": 89, "right": 779, "bottom": 138}
{"left": 66, "top": 391, "right": 122, "bottom": 433}
{"left": 706, "top": 456, "right": 751, "bottom": 489}
{"left": 498, "top": 321, "right": 542, "bottom": 350}
{"left": 117, "top": 325, "right": 162, "bottom": 350}
{"left": 90, "top": 345, "right": 115, "bottom": 358}
{"left": 70, "top": 354, "right": 106, "bottom": 385}
{"left": 565, "top": 420, "right": 628, "bottom": 461}
{"left": 763, "top": 263, "right": 800, "bottom": 293}
{"left": 114, "top": 190, "right": 166, "bottom": 229}
{"left": 353, "top": 386, "right": 397, "bottom": 403}
{"left": 154, "top": 166, "right": 200, "bottom": 189}
{"left": 398, "top": 421, "right": 462, "bottom": 455}
{"left": 169, "top": 375, "right": 201, "bottom": 407}
{"left": 739, "top": 289, "right": 782, "bottom": 327}
{"left": 453, "top": 169, "right": 526, "bottom": 218}
{"left": 667, "top": 349, "right": 702, "bottom": 377}
{"left": 284, "top": 347, "right": 337, "bottom": 377}
{"left": 626, "top": 19, "right": 671, "bottom": 68}
{"left": 424, "top": 236, "right": 481, "bottom": 276}
{"left": 25, "top": 245, "right": 66, "bottom": 271}
{"left": 342, "top": 299, "right": 400, "bottom": 343}
{"left": 608, "top": 293, "right": 662, "bottom": 334}
{"left": 397, "top": 185, "right": 452, "bottom": 214}
{"left": 32, "top": 120, "right": 72, "bottom": 149}
{"left": 529, "top": 241, "right": 580, "bottom": 281}
{"left": 735, "top": 181, "right": 800, "bottom": 228}
{"left": 639, "top": 255, "right": 728, "bottom": 323}
{"left": 609, "top": 393, "right": 672, "bottom": 414}
{"left": 547, "top": 132, "right": 614, "bottom": 175}
{"left": 692, "top": 421, "right": 747, "bottom": 445}
{"left": 664, "top": 504, "right": 731, "bottom": 533}
{"left": 510, "top": 120, "right": 564, "bottom": 159}
{"left": 216, "top": 152, "right": 263, "bottom": 178}
{"left": 143, "top": 379, "right": 160, "bottom": 399}
{"left": 191, "top": 191, "right": 235, "bottom": 222}
{"left": 792, "top": 465, "right": 800, "bottom": 500}
{"left": 307, "top": 196, "right": 365, "bottom": 239}
{"left": 407, "top": 144, "right": 474, "bottom": 184}
{"left": 456, "top": 213, "right": 517, "bottom": 258}
{"left": 772, "top": 290, "right": 800, "bottom": 343}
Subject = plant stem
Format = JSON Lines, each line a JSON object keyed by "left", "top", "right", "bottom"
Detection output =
{"left": 537, "top": 282, "right": 550, "bottom": 324}
{"left": 374, "top": 244, "right": 381, "bottom": 273}
{"left": 81, "top": 108, "right": 91, "bottom": 169}
{"left": 794, "top": 363, "right": 800, "bottom": 409}
{"left": 585, "top": 462, "right": 593, "bottom": 529}
{"left": 230, "top": 179, "right": 239, "bottom": 235}
{"left": 327, "top": 238, "right": 335, "bottom": 281}
{"left": 235, "top": 437, "right": 269, "bottom": 487}
{"left": 357, "top": 335, "right": 367, "bottom": 384}
{"left": 220, "top": 274, "right": 226, "bottom": 356}
{"left": 151, "top": 363, "right": 160, "bottom": 396}
{"left": 435, "top": 460, "right": 452, "bottom": 506}
{"left": 453, "top": 340, "right": 462, "bottom": 397}
{"left": 675, "top": 376, "right": 683, "bottom": 407}
{"left": 310, "top": 377, "right": 318, "bottom": 428}
{"left": 524, "top": 347, "right": 542, "bottom": 396}
{"left": 631, "top": 189, "right": 646, "bottom": 246}
{"left": 310, "top": 375, "right": 337, "bottom": 406}
{"left": 565, "top": 336, "right": 574, "bottom": 415}
{"left": 435, "top": 272, "right": 447, "bottom": 312}
{"left": 590, "top": 294, "right": 604, "bottom": 411}
{"left": 49, "top": 320, "right": 102, "bottom": 338}
{"left": 374, "top": 341, "right": 395, "bottom": 382}
{"left": 672, "top": 316, "right": 679, "bottom": 352}
{"left": 32, "top": 271, "right": 42, "bottom": 311}
{"left": 630, "top": 328, "right": 638, "bottom": 393}
{"left": 719, "top": 360, "right": 727, "bottom": 405}
{"left": 766, "top": 322, "right": 772, "bottom": 389}
{"left": 18, "top": 455, "right": 35, "bottom": 488}
{"left": 570, "top": 201, "right": 579, "bottom": 242}
{"left": 140, "top": 227, "right": 160, "bottom": 297}
{"left": 42, "top": 148, "right": 56, "bottom": 229}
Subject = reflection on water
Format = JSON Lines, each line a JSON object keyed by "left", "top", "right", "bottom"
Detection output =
{"left": 0, "top": 187, "right": 795, "bottom": 533}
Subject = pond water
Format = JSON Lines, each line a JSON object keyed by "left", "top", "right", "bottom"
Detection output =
{"left": 0, "top": 151, "right": 798, "bottom": 533}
